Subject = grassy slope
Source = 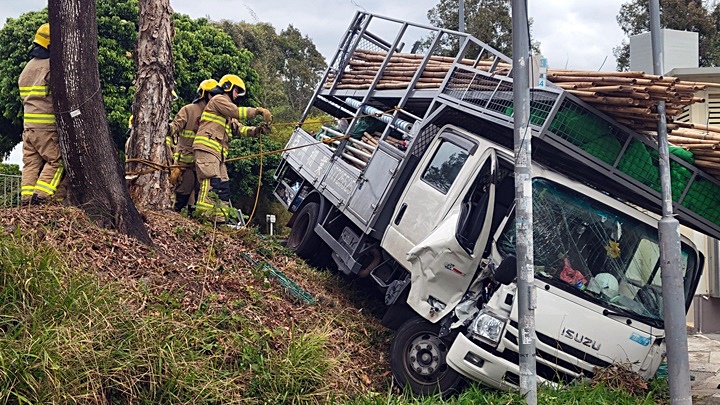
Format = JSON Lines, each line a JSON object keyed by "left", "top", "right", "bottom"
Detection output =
{"left": 0, "top": 205, "right": 670, "bottom": 404}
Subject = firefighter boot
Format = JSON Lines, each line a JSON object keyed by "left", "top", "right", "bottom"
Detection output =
{"left": 174, "top": 193, "right": 190, "bottom": 212}
{"left": 30, "top": 193, "right": 46, "bottom": 205}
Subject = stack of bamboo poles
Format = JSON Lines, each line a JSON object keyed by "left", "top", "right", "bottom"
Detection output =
{"left": 327, "top": 49, "right": 714, "bottom": 129}
{"left": 325, "top": 49, "right": 511, "bottom": 90}
{"left": 549, "top": 70, "right": 712, "bottom": 132}
{"left": 328, "top": 49, "right": 720, "bottom": 179}
{"left": 648, "top": 122, "right": 720, "bottom": 178}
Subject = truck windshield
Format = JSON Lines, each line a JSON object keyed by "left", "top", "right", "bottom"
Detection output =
{"left": 497, "top": 178, "right": 700, "bottom": 326}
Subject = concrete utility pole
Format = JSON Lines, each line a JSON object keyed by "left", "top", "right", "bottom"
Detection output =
{"left": 648, "top": 1, "right": 692, "bottom": 403}
{"left": 459, "top": 0, "right": 465, "bottom": 32}
{"left": 511, "top": 0, "right": 537, "bottom": 403}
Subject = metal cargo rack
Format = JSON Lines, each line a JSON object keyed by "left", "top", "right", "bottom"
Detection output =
{"left": 285, "top": 11, "right": 720, "bottom": 240}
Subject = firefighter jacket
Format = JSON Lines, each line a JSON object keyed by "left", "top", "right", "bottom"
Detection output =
{"left": 169, "top": 101, "right": 206, "bottom": 165}
{"left": 18, "top": 57, "right": 54, "bottom": 129}
{"left": 192, "top": 94, "right": 259, "bottom": 160}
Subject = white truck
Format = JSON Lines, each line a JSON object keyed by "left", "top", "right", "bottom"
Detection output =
{"left": 273, "top": 12, "right": 719, "bottom": 396}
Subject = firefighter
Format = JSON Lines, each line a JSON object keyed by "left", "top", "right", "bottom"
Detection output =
{"left": 168, "top": 79, "right": 218, "bottom": 212}
{"left": 18, "top": 23, "right": 65, "bottom": 205}
{"left": 192, "top": 74, "right": 272, "bottom": 223}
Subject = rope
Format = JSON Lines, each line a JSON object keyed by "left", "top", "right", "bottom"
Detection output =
{"left": 246, "top": 131, "right": 263, "bottom": 225}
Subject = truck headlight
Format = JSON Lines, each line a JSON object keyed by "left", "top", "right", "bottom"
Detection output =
{"left": 469, "top": 311, "right": 506, "bottom": 345}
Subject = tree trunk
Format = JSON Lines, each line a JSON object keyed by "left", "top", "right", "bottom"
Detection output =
{"left": 48, "top": 0, "right": 152, "bottom": 245}
{"left": 126, "top": 0, "right": 175, "bottom": 209}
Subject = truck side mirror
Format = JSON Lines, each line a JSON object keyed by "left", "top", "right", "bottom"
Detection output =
{"left": 494, "top": 254, "right": 516, "bottom": 285}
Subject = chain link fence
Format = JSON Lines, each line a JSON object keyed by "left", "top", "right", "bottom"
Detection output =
{"left": 1, "top": 174, "right": 21, "bottom": 207}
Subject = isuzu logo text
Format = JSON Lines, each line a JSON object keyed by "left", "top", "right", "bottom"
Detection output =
{"left": 561, "top": 328, "right": 601, "bottom": 351}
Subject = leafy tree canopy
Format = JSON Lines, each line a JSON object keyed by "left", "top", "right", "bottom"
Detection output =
{"left": 216, "top": 21, "right": 325, "bottom": 124}
{"left": 0, "top": 0, "right": 255, "bottom": 158}
{"left": 614, "top": 0, "right": 720, "bottom": 71}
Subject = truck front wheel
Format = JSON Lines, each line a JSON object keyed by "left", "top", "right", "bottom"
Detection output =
{"left": 287, "top": 202, "right": 322, "bottom": 260}
{"left": 390, "top": 317, "right": 464, "bottom": 397}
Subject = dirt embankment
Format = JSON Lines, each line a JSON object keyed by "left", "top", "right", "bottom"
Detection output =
{"left": 0, "top": 205, "right": 393, "bottom": 396}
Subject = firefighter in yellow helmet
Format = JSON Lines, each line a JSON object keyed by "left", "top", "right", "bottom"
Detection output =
{"left": 168, "top": 79, "right": 218, "bottom": 212}
{"left": 192, "top": 74, "right": 272, "bottom": 223}
{"left": 18, "top": 23, "right": 66, "bottom": 205}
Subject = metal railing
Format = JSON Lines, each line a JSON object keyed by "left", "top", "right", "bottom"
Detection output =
{"left": 0, "top": 174, "right": 21, "bottom": 207}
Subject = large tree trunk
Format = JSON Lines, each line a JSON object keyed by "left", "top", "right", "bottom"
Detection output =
{"left": 48, "top": 0, "right": 152, "bottom": 245}
{"left": 126, "top": 0, "right": 175, "bottom": 209}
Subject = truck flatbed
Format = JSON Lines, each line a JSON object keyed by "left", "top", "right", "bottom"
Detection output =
{"left": 290, "top": 11, "right": 720, "bottom": 240}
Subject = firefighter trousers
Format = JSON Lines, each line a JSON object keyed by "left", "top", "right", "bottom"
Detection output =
{"left": 21, "top": 127, "right": 64, "bottom": 202}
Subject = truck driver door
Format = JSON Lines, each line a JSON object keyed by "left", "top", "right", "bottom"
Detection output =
{"left": 382, "top": 128, "right": 497, "bottom": 321}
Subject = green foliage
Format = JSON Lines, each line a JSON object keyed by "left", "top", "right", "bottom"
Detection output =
{"left": 226, "top": 131, "right": 285, "bottom": 227}
{"left": 0, "top": 232, "right": 343, "bottom": 403}
{"left": 424, "top": 0, "right": 540, "bottom": 58}
{"left": 614, "top": 0, "right": 720, "bottom": 71}
{"left": 0, "top": 1, "right": 256, "bottom": 157}
{"left": 247, "top": 327, "right": 335, "bottom": 403}
{"left": 216, "top": 20, "right": 325, "bottom": 124}
{"left": 0, "top": 163, "right": 21, "bottom": 176}
{"left": 345, "top": 378, "right": 669, "bottom": 404}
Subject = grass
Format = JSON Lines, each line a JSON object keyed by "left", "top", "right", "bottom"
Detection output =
{"left": 0, "top": 218, "right": 670, "bottom": 404}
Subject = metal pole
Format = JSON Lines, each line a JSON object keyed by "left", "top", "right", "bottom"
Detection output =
{"left": 648, "top": 1, "right": 692, "bottom": 403}
{"left": 459, "top": 0, "right": 465, "bottom": 32}
{"left": 511, "top": 0, "right": 536, "bottom": 403}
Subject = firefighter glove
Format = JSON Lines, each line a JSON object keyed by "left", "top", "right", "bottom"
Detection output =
{"left": 230, "top": 119, "right": 241, "bottom": 137}
{"left": 170, "top": 167, "right": 184, "bottom": 185}
{"left": 247, "top": 124, "right": 270, "bottom": 137}
{"left": 257, "top": 123, "right": 271, "bottom": 135}
{"left": 256, "top": 107, "right": 273, "bottom": 123}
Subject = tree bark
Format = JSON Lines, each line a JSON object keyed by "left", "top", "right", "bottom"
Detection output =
{"left": 48, "top": 0, "right": 152, "bottom": 245}
{"left": 126, "top": 0, "right": 175, "bottom": 209}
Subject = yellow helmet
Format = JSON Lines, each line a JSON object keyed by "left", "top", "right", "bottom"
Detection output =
{"left": 34, "top": 23, "right": 50, "bottom": 49}
{"left": 193, "top": 79, "right": 218, "bottom": 102}
{"left": 219, "top": 74, "right": 246, "bottom": 97}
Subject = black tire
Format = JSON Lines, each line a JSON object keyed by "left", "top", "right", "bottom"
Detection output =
{"left": 390, "top": 317, "right": 465, "bottom": 398}
{"left": 287, "top": 202, "right": 325, "bottom": 263}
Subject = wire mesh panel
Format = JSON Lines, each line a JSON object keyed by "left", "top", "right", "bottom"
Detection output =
{"left": 443, "top": 67, "right": 558, "bottom": 128}
{"left": 0, "top": 174, "right": 21, "bottom": 207}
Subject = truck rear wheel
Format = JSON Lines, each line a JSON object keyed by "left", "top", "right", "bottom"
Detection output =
{"left": 390, "top": 317, "right": 464, "bottom": 397}
{"left": 287, "top": 202, "right": 323, "bottom": 261}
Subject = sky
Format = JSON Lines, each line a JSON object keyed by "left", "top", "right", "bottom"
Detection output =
{"left": 1, "top": 0, "right": 629, "bottom": 166}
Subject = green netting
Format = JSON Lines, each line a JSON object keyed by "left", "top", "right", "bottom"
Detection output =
{"left": 617, "top": 139, "right": 661, "bottom": 193}
{"left": 580, "top": 134, "right": 622, "bottom": 165}
{"left": 241, "top": 253, "right": 316, "bottom": 305}
{"left": 548, "top": 108, "right": 612, "bottom": 147}
{"left": 507, "top": 102, "right": 720, "bottom": 228}
{"left": 503, "top": 103, "right": 552, "bottom": 126}
{"left": 348, "top": 116, "right": 386, "bottom": 139}
{"left": 682, "top": 178, "right": 720, "bottom": 225}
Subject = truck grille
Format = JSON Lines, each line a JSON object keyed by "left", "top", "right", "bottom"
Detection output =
{"left": 500, "top": 320, "right": 611, "bottom": 383}
{"left": 470, "top": 320, "right": 614, "bottom": 386}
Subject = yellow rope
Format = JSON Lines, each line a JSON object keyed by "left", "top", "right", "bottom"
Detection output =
{"left": 124, "top": 106, "right": 400, "bottom": 174}
{"left": 246, "top": 131, "right": 263, "bottom": 226}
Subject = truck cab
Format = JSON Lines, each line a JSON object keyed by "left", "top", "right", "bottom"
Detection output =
{"left": 274, "top": 11, "right": 713, "bottom": 397}
{"left": 379, "top": 124, "right": 702, "bottom": 395}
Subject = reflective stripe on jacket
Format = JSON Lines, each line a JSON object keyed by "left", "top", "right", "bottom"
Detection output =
{"left": 18, "top": 57, "right": 55, "bottom": 129}
{"left": 192, "top": 94, "right": 257, "bottom": 159}
{"left": 169, "top": 102, "right": 205, "bottom": 164}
